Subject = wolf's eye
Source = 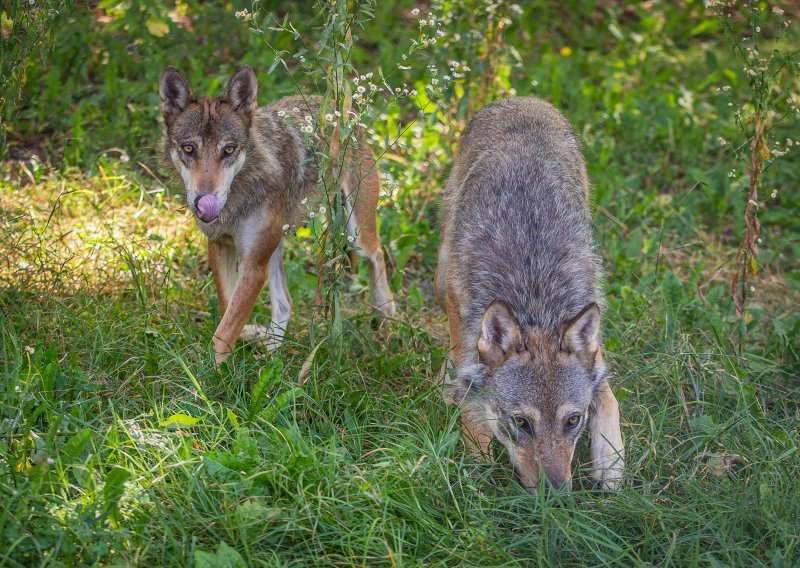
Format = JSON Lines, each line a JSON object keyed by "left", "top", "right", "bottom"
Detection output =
{"left": 566, "top": 414, "right": 582, "bottom": 429}
{"left": 223, "top": 145, "right": 236, "bottom": 155}
{"left": 514, "top": 416, "right": 530, "bottom": 430}
{"left": 182, "top": 144, "right": 194, "bottom": 154}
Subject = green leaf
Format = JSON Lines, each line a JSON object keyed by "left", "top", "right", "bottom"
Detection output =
{"left": 60, "top": 428, "right": 93, "bottom": 464}
{"left": 146, "top": 17, "right": 169, "bottom": 37}
{"left": 40, "top": 362, "right": 56, "bottom": 405}
{"left": 102, "top": 466, "right": 131, "bottom": 526}
{"left": 689, "top": 415, "right": 717, "bottom": 434}
{"left": 194, "top": 541, "right": 246, "bottom": 568}
{"left": 661, "top": 270, "right": 685, "bottom": 311}
{"left": 249, "top": 358, "right": 282, "bottom": 422}
{"left": 161, "top": 413, "right": 201, "bottom": 427}
{"left": 226, "top": 408, "right": 240, "bottom": 431}
{"left": 261, "top": 387, "right": 302, "bottom": 422}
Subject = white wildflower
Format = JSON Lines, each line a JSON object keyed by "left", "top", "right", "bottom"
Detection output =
{"left": 309, "top": 211, "right": 315, "bottom": 219}
{"left": 319, "top": 205, "right": 327, "bottom": 214}
{"left": 411, "top": 7, "right": 420, "bottom": 16}
{"left": 347, "top": 235, "right": 355, "bottom": 243}
{"left": 24, "top": 346, "right": 35, "bottom": 355}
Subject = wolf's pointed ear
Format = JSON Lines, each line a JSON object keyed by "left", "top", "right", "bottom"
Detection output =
{"left": 224, "top": 66, "right": 258, "bottom": 113}
{"left": 478, "top": 300, "right": 523, "bottom": 366}
{"left": 561, "top": 303, "right": 601, "bottom": 359}
{"left": 159, "top": 66, "right": 194, "bottom": 121}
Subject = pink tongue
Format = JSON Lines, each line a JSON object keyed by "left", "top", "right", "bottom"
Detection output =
{"left": 196, "top": 194, "right": 221, "bottom": 222}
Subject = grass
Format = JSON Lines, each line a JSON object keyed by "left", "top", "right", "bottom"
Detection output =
{"left": 2, "top": 0, "right": 799, "bottom": 566}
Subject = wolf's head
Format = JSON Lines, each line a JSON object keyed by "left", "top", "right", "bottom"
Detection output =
{"left": 458, "top": 300, "right": 606, "bottom": 492}
{"left": 159, "top": 66, "right": 257, "bottom": 224}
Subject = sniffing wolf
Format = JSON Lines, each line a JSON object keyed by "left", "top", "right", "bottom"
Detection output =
{"left": 435, "top": 97, "right": 624, "bottom": 491}
{"left": 159, "top": 65, "right": 395, "bottom": 365}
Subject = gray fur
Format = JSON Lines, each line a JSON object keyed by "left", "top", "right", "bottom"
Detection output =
{"left": 438, "top": 97, "right": 621, "bottom": 490}
{"left": 443, "top": 98, "right": 600, "bottom": 338}
{"left": 160, "top": 88, "right": 324, "bottom": 242}
{"left": 159, "top": 66, "right": 396, "bottom": 361}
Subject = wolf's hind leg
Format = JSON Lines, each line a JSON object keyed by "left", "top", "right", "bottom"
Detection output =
{"left": 589, "top": 379, "right": 625, "bottom": 489}
{"left": 343, "top": 149, "right": 396, "bottom": 317}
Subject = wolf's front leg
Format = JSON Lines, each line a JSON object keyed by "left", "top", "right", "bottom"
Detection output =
{"left": 208, "top": 239, "right": 238, "bottom": 315}
{"left": 212, "top": 225, "right": 281, "bottom": 366}
{"left": 237, "top": 240, "right": 292, "bottom": 352}
{"left": 589, "top": 379, "right": 625, "bottom": 489}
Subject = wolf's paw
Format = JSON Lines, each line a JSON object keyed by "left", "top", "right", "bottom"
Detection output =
{"left": 592, "top": 460, "right": 624, "bottom": 491}
{"left": 239, "top": 324, "right": 269, "bottom": 343}
{"left": 264, "top": 330, "right": 284, "bottom": 353}
{"left": 380, "top": 299, "right": 397, "bottom": 317}
{"left": 240, "top": 324, "right": 285, "bottom": 352}
{"left": 371, "top": 295, "right": 396, "bottom": 317}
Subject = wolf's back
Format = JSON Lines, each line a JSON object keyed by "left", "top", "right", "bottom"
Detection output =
{"left": 446, "top": 97, "right": 601, "bottom": 333}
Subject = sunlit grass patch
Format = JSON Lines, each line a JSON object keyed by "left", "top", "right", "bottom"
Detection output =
{"left": 1, "top": 160, "right": 199, "bottom": 297}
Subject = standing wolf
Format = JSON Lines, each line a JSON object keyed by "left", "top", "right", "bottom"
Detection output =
{"left": 159, "top": 66, "right": 395, "bottom": 365}
{"left": 435, "top": 98, "right": 624, "bottom": 491}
